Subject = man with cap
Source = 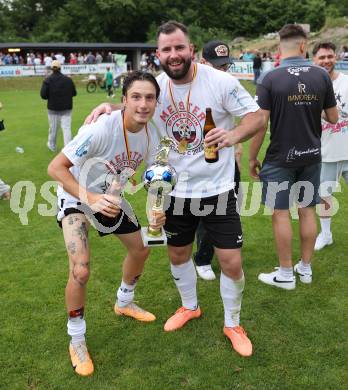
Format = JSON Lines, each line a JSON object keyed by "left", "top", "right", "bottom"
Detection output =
{"left": 40, "top": 60, "right": 77, "bottom": 152}
{"left": 194, "top": 40, "right": 243, "bottom": 281}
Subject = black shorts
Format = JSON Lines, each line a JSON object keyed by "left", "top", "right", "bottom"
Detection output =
{"left": 164, "top": 189, "right": 242, "bottom": 249}
{"left": 259, "top": 162, "right": 321, "bottom": 210}
{"left": 57, "top": 206, "right": 140, "bottom": 237}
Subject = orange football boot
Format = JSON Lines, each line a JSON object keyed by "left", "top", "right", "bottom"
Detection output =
{"left": 223, "top": 326, "right": 253, "bottom": 357}
{"left": 164, "top": 306, "right": 201, "bottom": 332}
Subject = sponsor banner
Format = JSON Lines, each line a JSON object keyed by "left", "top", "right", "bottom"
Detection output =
{"left": 2, "top": 61, "right": 348, "bottom": 79}
{"left": 229, "top": 61, "right": 348, "bottom": 80}
{"left": 335, "top": 61, "right": 348, "bottom": 71}
{"left": 0, "top": 63, "right": 126, "bottom": 78}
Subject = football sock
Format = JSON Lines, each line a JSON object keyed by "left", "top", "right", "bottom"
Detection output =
{"left": 67, "top": 307, "right": 86, "bottom": 345}
{"left": 279, "top": 266, "right": 294, "bottom": 279}
{"left": 320, "top": 217, "right": 331, "bottom": 235}
{"left": 170, "top": 259, "right": 198, "bottom": 310}
{"left": 298, "top": 259, "right": 311, "bottom": 273}
{"left": 220, "top": 272, "right": 244, "bottom": 328}
{"left": 116, "top": 280, "right": 137, "bottom": 307}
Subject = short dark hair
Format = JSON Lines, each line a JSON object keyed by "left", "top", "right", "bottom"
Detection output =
{"left": 156, "top": 20, "right": 188, "bottom": 39}
{"left": 312, "top": 41, "right": 336, "bottom": 56}
{"left": 279, "top": 24, "right": 307, "bottom": 41}
{"left": 122, "top": 71, "right": 160, "bottom": 99}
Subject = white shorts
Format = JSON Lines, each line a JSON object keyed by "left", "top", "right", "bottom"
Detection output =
{"left": 319, "top": 161, "right": 348, "bottom": 197}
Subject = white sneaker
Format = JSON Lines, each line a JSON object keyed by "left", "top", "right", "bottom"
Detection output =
{"left": 258, "top": 270, "right": 295, "bottom": 290}
{"left": 196, "top": 265, "right": 216, "bottom": 281}
{"left": 294, "top": 262, "right": 312, "bottom": 284}
{"left": 314, "top": 232, "right": 333, "bottom": 251}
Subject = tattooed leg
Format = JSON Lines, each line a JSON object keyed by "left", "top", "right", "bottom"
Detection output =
{"left": 62, "top": 213, "right": 91, "bottom": 313}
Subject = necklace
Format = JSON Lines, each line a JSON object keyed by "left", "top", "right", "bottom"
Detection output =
{"left": 122, "top": 110, "right": 149, "bottom": 187}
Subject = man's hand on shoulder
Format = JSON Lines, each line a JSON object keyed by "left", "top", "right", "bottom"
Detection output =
{"left": 84, "top": 103, "right": 120, "bottom": 125}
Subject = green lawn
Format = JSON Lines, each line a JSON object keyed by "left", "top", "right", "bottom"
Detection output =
{"left": 0, "top": 77, "right": 347, "bottom": 389}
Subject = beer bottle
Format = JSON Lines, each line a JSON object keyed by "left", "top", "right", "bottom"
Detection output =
{"left": 203, "top": 108, "right": 218, "bottom": 163}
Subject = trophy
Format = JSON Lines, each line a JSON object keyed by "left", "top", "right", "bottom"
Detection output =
{"left": 141, "top": 137, "right": 177, "bottom": 246}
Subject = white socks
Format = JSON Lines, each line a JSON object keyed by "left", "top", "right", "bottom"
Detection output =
{"left": 320, "top": 217, "right": 332, "bottom": 235}
{"left": 67, "top": 317, "right": 86, "bottom": 345}
{"left": 117, "top": 280, "right": 137, "bottom": 307}
{"left": 298, "top": 259, "right": 312, "bottom": 273}
{"left": 279, "top": 266, "right": 294, "bottom": 279}
{"left": 170, "top": 259, "right": 198, "bottom": 310}
{"left": 220, "top": 272, "right": 245, "bottom": 328}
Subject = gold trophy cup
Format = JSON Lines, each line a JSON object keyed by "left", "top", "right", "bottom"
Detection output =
{"left": 141, "top": 138, "right": 177, "bottom": 246}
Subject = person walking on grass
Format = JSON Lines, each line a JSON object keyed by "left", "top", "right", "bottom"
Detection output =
{"left": 249, "top": 24, "right": 338, "bottom": 290}
{"left": 40, "top": 60, "right": 77, "bottom": 152}
{"left": 105, "top": 66, "right": 114, "bottom": 98}
{"left": 48, "top": 71, "right": 165, "bottom": 376}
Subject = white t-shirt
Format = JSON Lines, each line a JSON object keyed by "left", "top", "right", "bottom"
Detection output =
{"left": 44, "top": 56, "right": 52, "bottom": 67}
{"left": 58, "top": 110, "right": 157, "bottom": 203}
{"left": 154, "top": 63, "right": 259, "bottom": 198}
{"left": 321, "top": 72, "right": 348, "bottom": 162}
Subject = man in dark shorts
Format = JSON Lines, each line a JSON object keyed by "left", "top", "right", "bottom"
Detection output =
{"left": 85, "top": 21, "right": 264, "bottom": 357}
{"left": 194, "top": 40, "right": 243, "bottom": 281}
{"left": 249, "top": 24, "right": 338, "bottom": 290}
{"left": 48, "top": 72, "right": 165, "bottom": 376}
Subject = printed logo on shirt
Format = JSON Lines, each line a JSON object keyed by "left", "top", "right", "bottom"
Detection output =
{"left": 298, "top": 82, "right": 306, "bottom": 94}
{"left": 288, "top": 81, "right": 319, "bottom": 105}
{"left": 286, "top": 146, "right": 320, "bottom": 162}
{"left": 230, "top": 87, "right": 248, "bottom": 109}
{"left": 106, "top": 151, "right": 143, "bottom": 173}
{"left": 322, "top": 91, "right": 348, "bottom": 134}
{"left": 75, "top": 135, "right": 93, "bottom": 157}
{"left": 159, "top": 103, "right": 206, "bottom": 155}
{"left": 287, "top": 67, "right": 310, "bottom": 76}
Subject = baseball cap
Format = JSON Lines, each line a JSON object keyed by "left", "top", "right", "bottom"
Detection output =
{"left": 51, "top": 60, "right": 61, "bottom": 69}
{"left": 202, "top": 41, "right": 233, "bottom": 67}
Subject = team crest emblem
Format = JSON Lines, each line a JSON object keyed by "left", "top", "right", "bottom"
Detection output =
{"left": 215, "top": 45, "right": 228, "bottom": 57}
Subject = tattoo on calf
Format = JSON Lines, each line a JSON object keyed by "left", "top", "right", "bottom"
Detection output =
{"left": 130, "top": 274, "right": 141, "bottom": 285}
{"left": 67, "top": 242, "right": 77, "bottom": 255}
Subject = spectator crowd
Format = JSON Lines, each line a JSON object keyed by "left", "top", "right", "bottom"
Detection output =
{"left": 0, "top": 51, "right": 118, "bottom": 66}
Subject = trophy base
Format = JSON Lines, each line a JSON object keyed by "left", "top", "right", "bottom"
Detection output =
{"left": 141, "top": 226, "right": 167, "bottom": 247}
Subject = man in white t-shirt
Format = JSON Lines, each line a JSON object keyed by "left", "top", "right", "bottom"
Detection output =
{"left": 85, "top": 21, "right": 264, "bottom": 357}
{"left": 313, "top": 42, "right": 348, "bottom": 250}
{"left": 48, "top": 72, "right": 164, "bottom": 376}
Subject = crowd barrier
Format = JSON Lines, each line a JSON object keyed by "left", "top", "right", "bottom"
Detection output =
{"left": 0, "top": 63, "right": 126, "bottom": 78}
{"left": 229, "top": 60, "right": 348, "bottom": 80}
{"left": 1, "top": 61, "right": 348, "bottom": 79}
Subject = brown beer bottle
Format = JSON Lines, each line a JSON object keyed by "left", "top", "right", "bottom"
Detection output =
{"left": 203, "top": 108, "right": 219, "bottom": 163}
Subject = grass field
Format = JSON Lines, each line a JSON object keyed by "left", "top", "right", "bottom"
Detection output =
{"left": 0, "top": 76, "right": 347, "bottom": 390}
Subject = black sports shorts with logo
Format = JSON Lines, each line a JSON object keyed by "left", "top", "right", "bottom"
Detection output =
{"left": 57, "top": 199, "right": 140, "bottom": 237}
{"left": 163, "top": 189, "right": 242, "bottom": 249}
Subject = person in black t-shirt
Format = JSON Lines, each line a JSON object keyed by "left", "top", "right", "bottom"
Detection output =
{"left": 249, "top": 24, "right": 338, "bottom": 290}
{"left": 40, "top": 60, "right": 77, "bottom": 152}
{"left": 252, "top": 51, "right": 262, "bottom": 84}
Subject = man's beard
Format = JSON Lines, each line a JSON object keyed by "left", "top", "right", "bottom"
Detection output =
{"left": 161, "top": 57, "right": 192, "bottom": 81}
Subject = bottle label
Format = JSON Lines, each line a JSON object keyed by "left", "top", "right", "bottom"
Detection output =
{"left": 204, "top": 145, "right": 217, "bottom": 159}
